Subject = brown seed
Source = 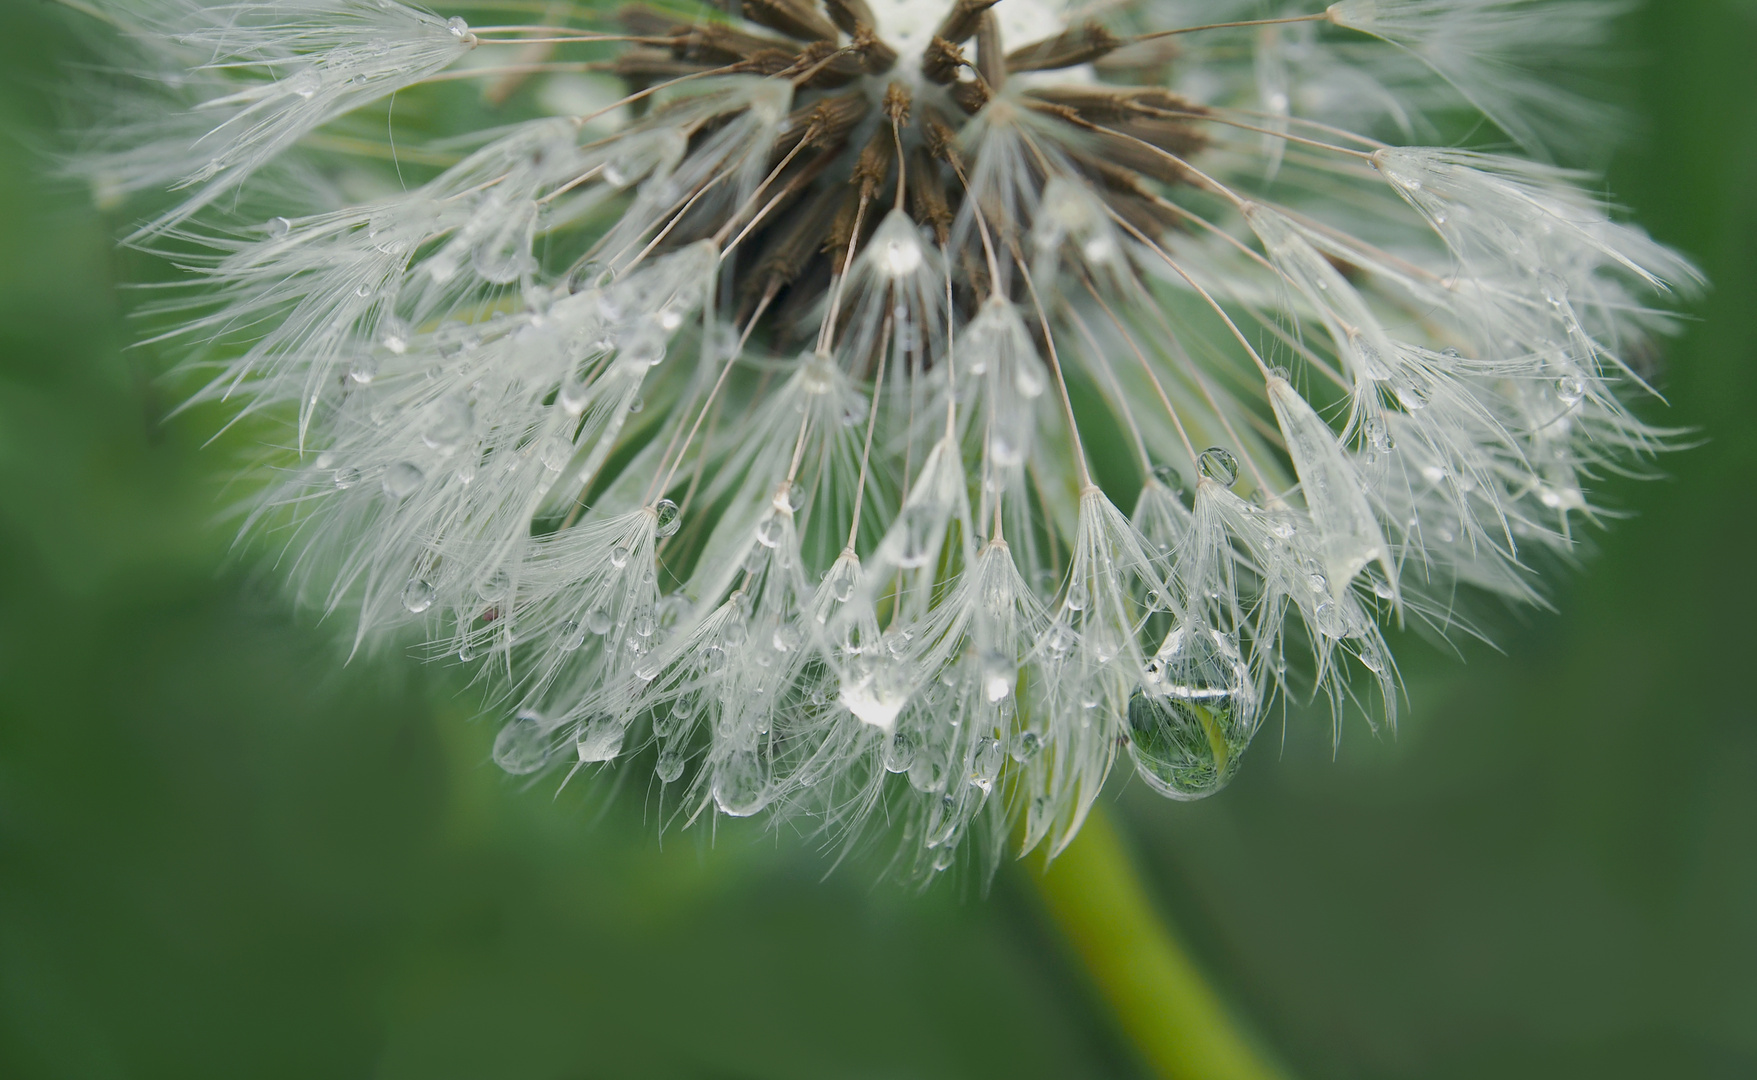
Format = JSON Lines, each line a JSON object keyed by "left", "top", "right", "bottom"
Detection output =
{"left": 907, "top": 148, "right": 954, "bottom": 246}
{"left": 974, "top": 10, "right": 1005, "bottom": 90}
{"left": 739, "top": 0, "right": 840, "bottom": 43}
{"left": 1005, "top": 22, "right": 1122, "bottom": 73}
{"left": 950, "top": 79, "right": 990, "bottom": 116}
{"left": 921, "top": 36, "right": 966, "bottom": 84}
{"left": 932, "top": 0, "right": 1000, "bottom": 47}
{"left": 851, "top": 126, "right": 896, "bottom": 199}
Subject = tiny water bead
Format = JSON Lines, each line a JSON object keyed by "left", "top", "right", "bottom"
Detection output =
{"left": 332, "top": 466, "right": 360, "bottom": 489}
{"left": 1556, "top": 373, "right": 1586, "bottom": 407}
{"left": 266, "top": 215, "right": 291, "bottom": 238}
{"left": 1128, "top": 627, "right": 1258, "bottom": 800}
{"left": 1197, "top": 447, "right": 1240, "bottom": 487}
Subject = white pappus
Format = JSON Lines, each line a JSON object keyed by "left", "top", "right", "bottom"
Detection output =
{"left": 65, "top": 0, "right": 1700, "bottom": 882}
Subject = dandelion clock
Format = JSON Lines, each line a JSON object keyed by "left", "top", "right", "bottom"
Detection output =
{"left": 63, "top": 0, "right": 1699, "bottom": 890}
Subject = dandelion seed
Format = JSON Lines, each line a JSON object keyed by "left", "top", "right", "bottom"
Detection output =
{"left": 73, "top": 0, "right": 1699, "bottom": 880}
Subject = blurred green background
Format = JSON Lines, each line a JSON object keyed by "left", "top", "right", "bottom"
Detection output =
{"left": 2, "top": 1, "right": 1754, "bottom": 1077}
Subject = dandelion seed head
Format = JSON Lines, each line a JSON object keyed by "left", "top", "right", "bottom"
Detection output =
{"left": 71, "top": 0, "right": 1700, "bottom": 881}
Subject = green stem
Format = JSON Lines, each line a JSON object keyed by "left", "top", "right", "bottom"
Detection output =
{"left": 1026, "top": 806, "right": 1291, "bottom": 1080}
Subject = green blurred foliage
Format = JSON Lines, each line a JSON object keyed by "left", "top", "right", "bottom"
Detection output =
{"left": 1, "top": 1, "right": 1753, "bottom": 1077}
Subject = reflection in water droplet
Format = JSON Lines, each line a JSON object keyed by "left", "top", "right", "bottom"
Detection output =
{"left": 1127, "top": 627, "right": 1257, "bottom": 800}
{"left": 493, "top": 710, "right": 551, "bottom": 775}
{"left": 585, "top": 606, "right": 612, "bottom": 634}
{"left": 653, "top": 498, "right": 681, "bottom": 537}
{"left": 333, "top": 466, "right": 360, "bottom": 489}
{"left": 1197, "top": 447, "right": 1239, "bottom": 487}
{"left": 558, "top": 620, "right": 584, "bottom": 651}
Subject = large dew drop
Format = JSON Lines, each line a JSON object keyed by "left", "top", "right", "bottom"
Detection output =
{"left": 1126, "top": 627, "right": 1258, "bottom": 800}
{"left": 493, "top": 709, "right": 552, "bottom": 775}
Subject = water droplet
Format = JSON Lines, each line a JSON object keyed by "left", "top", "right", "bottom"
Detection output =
{"left": 908, "top": 749, "right": 946, "bottom": 793}
{"left": 894, "top": 503, "right": 940, "bottom": 568}
{"left": 701, "top": 643, "right": 728, "bottom": 675}
{"left": 712, "top": 755, "right": 770, "bottom": 817}
{"left": 883, "top": 731, "right": 915, "bottom": 774}
{"left": 981, "top": 650, "right": 1015, "bottom": 702}
{"left": 824, "top": 558, "right": 859, "bottom": 603}
{"left": 558, "top": 620, "right": 585, "bottom": 651}
{"left": 1128, "top": 627, "right": 1258, "bottom": 800}
{"left": 1556, "top": 373, "right": 1585, "bottom": 407}
{"left": 970, "top": 736, "right": 1003, "bottom": 793}
{"left": 382, "top": 462, "right": 424, "bottom": 499}
{"left": 558, "top": 380, "right": 591, "bottom": 414}
{"left": 1362, "top": 416, "right": 1394, "bottom": 453}
{"left": 655, "top": 749, "right": 685, "bottom": 783}
{"left": 493, "top": 710, "right": 550, "bottom": 775}
{"left": 1313, "top": 601, "right": 1348, "bottom": 638}
{"left": 755, "top": 516, "right": 781, "bottom": 548}
{"left": 576, "top": 722, "right": 624, "bottom": 763}
{"left": 266, "top": 216, "right": 291, "bottom": 238}
{"left": 1150, "top": 463, "right": 1184, "bottom": 494}
{"left": 446, "top": 15, "right": 471, "bottom": 38}
{"left": 1372, "top": 579, "right": 1395, "bottom": 600}
{"left": 332, "top": 466, "right": 360, "bottom": 489}
{"left": 627, "top": 394, "right": 644, "bottom": 414}
{"left": 772, "top": 624, "right": 802, "bottom": 652}
{"left": 539, "top": 435, "right": 573, "bottom": 472}
{"left": 610, "top": 545, "right": 629, "bottom": 568}
{"left": 347, "top": 354, "right": 378, "bottom": 384}
{"left": 458, "top": 640, "right": 478, "bottom": 662}
{"left": 1197, "top": 447, "right": 1239, "bottom": 487}
{"left": 777, "top": 481, "right": 807, "bottom": 515}
{"left": 477, "top": 570, "right": 510, "bottom": 600}
{"left": 585, "top": 605, "right": 612, "bottom": 635}
{"left": 420, "top": 398, "right": 473, "bottom": 453}
{"left": 401, "top": 577, "right": 435, "bottom": 613}
{"left": 1064, "top": 580, "right": 1088, "bottom": 612}
{"left": 637, "top": 500, "right": 678, "bottom": 542}
{"left": 285, "top": 69, "right": 320, "bottom": 100}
